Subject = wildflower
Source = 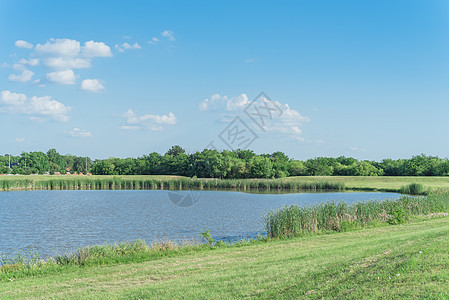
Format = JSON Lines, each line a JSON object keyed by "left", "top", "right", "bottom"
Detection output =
{"left": 396, "top": 274, "right": 400, "bottom": 276}
{"left": 419, "top": 251, "right": 422, "bottom": 254}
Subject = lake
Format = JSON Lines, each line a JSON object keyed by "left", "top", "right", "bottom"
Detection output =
{"left": 0, "top": 190, "right": 402, "bottom": 257}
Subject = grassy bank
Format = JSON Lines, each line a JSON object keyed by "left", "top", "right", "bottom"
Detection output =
{"left": 1, "top": 215, "right": 449, "bottom": 298}
{"left": 2, "top": 174, "right": 448, "bottom": 193}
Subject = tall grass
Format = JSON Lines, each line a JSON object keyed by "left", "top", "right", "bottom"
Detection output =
{"left": 265, "top": 192, "right": 449, "bottom": 238}
{"left": 0, "top": 237, "right": 265, "bottom": 281}
{"left": 0, "top": 239, "right": 197, "bottom": 280}
{"left": 399, "top": 183, "right": 427, "bottom": 195}
{"left": 0, "top": 176, "right": 345, "bottom": 192}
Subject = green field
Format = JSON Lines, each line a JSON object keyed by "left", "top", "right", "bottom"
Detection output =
{"left": 1, "top": 174, "right": 449, "bottom": 192}
{"left": 1, "top": 216, "right": 449, "bottom": 299}
{"left": 283, "top": 176, "right": 449, "bottom": 191}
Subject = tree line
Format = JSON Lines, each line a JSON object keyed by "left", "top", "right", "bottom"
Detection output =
{"left": 0, "top": 149, "right": 92, "bottom": 175}
{"left": 2, "top": 146, "right": 449, "bottom": 178}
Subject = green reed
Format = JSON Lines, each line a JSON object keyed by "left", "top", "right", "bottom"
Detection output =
{"left": 265, "top": 192, "right": 449, "bottom": 238}
{"left": 0, "top": 176, "right": 346, "bottom": 192}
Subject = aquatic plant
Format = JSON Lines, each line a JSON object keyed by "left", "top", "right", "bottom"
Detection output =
{"left": 264, "top": 192, "right": 449, "bottom": 238}
{"left": 0, "top": 176, "right": 345, "bottom": 192}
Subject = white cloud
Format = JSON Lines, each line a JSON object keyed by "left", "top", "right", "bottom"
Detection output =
{"left": 12, "top": 63, "right": 26, "bottom": 71}
{"left": 19, "top": 58, "right": 40, "bottom": 66}
{"left": 115, "top": 42, "right": 142, "bottom": 52}
{"left": 15, "top": 137, "right": 25, "bottom": 143}
{"left": 46, "top": 69, "right": 77, "bottom": 84}
{"left": 0, "top": 90, "right": 71, "bottom": 122}
{"left": 200, "top": 93, "right": 310, "bottom": 141}
{"left": 69, "top": 128, "right": 92, "bottom": 137}
{"left": 350, "top": 146, "right": 365, "bottom": 152}
{"left": 119, "top": 125, "right": 140, "bottom": 130}
{"left": 291, "top": 126, "right": 302, "bottom": 134}
{"left": 36, "top": 38, "right": 81, "bottom": 57}
{"left": 161, "top": 30, "right": 175, "bottom": 41}
{"left": 15, "top": 40, "right": 33, "bottom": 49}
{"left": 10, "top": 38, "right": 115, "bottom": 89}
{"left": 148, "top": 37, "right": 159, "bottom": 44}
{"left": 28, "top": 116, "right": 46, "bottom": 123}
{"left": 279, "top": 103, "right": 310, "bottom": 124}
{"left": 44, "top": 57, "right": 91, "bottom": 69}
{"left": 121, "top": 109, "right": 176, "bottom": 130}
{"left": 0, "top": 90, "right": 27, "bottom": 106}
{"left": 8, "top": 69, "right": 34, "bottom": 82}
{"left": 81, "top": 41, "right": 113, "bottom": 57}
{"left": 199, "top": 93, "right": 250, "bottom": 111}
{"left": 79, "top": 79, "right": 104, "bottom": 93}
{"left": 124, "top": 42, "right": 142, "bottom": 49}
{"left": 32, "top": 79, "right": 45, "bottom": 87}
{"left": 29, "top": 96, "right": 71, "bottom": 122}
{"left": 30, "top": 38, "right": 113, "bottom": 71}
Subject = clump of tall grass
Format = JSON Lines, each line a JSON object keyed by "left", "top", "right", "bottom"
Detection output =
{"left": 400, "top": 183, "right": 427, "bottom": 195}
{"left": 54, "top": 240, "right": 153, "bottom": 266}
{"left": 0, "top": 239, "right": 203, "bottom": 280}
{"left": 0, "top": 249, "right": 44, "bottom": 279}
{"left": 265, "top": 192, "right": 449, "bottom": 238}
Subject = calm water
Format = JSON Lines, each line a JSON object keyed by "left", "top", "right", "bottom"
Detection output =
{"left": 0, "top": 190, "right": 401, "bottom": 257}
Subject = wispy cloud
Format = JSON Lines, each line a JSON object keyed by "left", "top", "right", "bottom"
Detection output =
{"left": 199, "top": 94, "right": 250, "bottom": 111}
{"left": 69, "top": 128, "right": 92, "bottom": 137}
{"left": 350, "top": 146, "right": 365, "bottom": 152}
{"left": 148, "top": 37, "right": 160, "bottom": 45}
{"left": 161, "top": 30, "right": 175, "bottom": 41}
{"left": 115, "top": 42, "right": 142, "bottom": 52}
{"left": 18, "top": 58, "right": 39, "bottom": 66}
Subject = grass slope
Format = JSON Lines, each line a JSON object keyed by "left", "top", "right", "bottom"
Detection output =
{"left": 1, "top": 217, "right": 449, "bottom": 299}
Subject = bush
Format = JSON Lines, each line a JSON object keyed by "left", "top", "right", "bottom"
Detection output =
{"left": 388, "top": 207, "right": 409, "bottom": 225}
{"left": 400, "top": 183, "right": 426, "bottom": 195}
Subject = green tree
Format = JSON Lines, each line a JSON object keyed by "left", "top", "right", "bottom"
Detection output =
{"left": 287, "top": 160, "right": 306, "bottom": 176}
{"left": 249, "top": 156, "right": 273, "bottom": 178}
{"left": 165, "top": 145, "right": 186, "bottom": 157}
{"left": 91, "top": 160, "right": 116, "bottom": 175}
{"left": 305, "top": 157, "right": 334, "bottom": 176}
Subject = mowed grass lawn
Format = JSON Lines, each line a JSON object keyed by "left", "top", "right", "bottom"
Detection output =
{"left": 281, "top": 176, "right": 449, "bottom": 191}
{"left": 1, "top": 217, "right": 449, "bottom": 299}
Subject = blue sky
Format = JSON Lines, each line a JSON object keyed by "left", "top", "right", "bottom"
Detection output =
{"left": 1, "top": 0, "right": 448, "bottom": 160}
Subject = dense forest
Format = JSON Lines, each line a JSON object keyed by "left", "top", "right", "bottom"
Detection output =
{"left": 1, "top": 146, "right": 449, "bottom": 178}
